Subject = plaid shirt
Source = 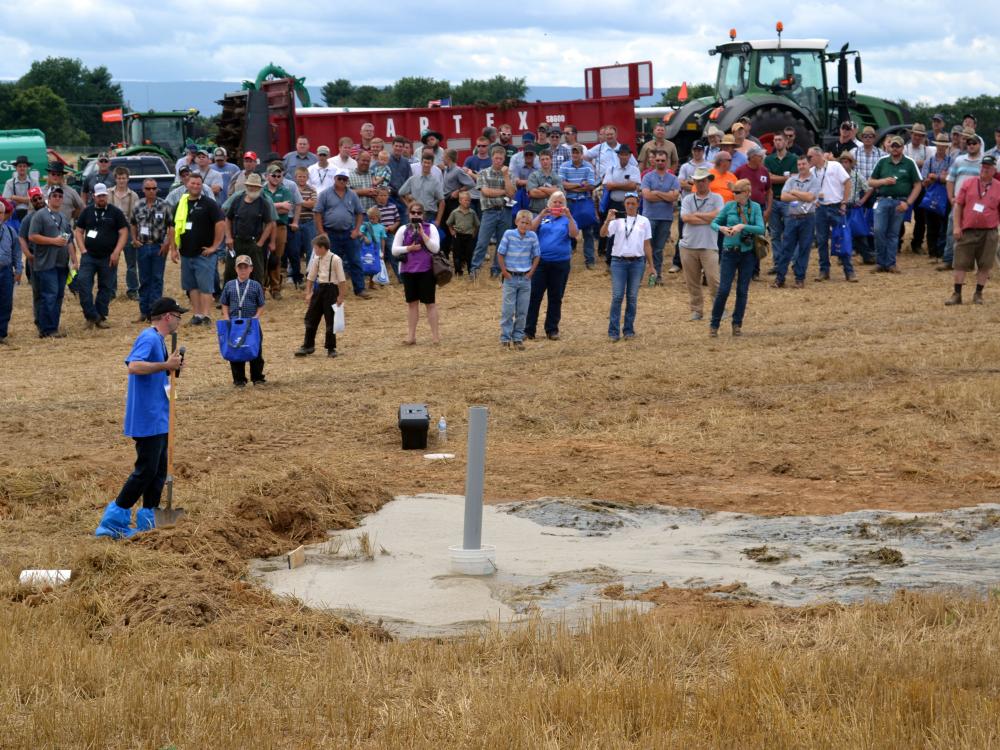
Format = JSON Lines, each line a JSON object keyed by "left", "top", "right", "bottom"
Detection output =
{"left": 549, "top": 143, "right": 572, "bottom": 173}
{"left": 855, "top": 146, "right": 886, "bottom": 181}
{"left": 131, "top": 198, "right": 170, "bottom": 245}
{"left": 922, "top": 152, "right": 954, "bottom": 181}
{"left": 476, "top": 167, "right": 508, "bottom": 211}
{"left": 348, "top": 170, "right": 376, "bottom": 210}
{"left": 219, "top": 278, "right": 265, "bottom": 319}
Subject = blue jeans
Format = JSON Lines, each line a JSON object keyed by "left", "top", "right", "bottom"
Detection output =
{"left": 814, "top": 203, "right": 855, "bottom": 277}
{"left": 136, "top": 244, "right": 166, "bottom": 318}
{"left": 711, "top": 249, "right": 755, "bottom": 329}
{"left": 0, "top": 265, "right": 13, "bottom": 338}
{"left": 286, "top": 221, "right": 316, "bottom": 283}
{"left": 35, "top": 266, "right": 68, "bottom": 336}
{"left": 328, "top": 230, "right": 365, "bottom": 295}
{"left": 942, "top": 211, "right": 956, "bottom": 265}
{"left": 648, "top": 218, "right": 672, "bottom": 277}
{"left": 608, "top": 257, "right": 645, "bottom": 338}
{"left": 124, "top": 244, "right": 139, "bottom": 294}
{"left": 580, "top": 224, "right": 596, "bottom": 265}
{"left": 471, "top": 207, "right": 511, "bottom": 274}
{"left": 769, "top": 200, "right": 789, "bottom": 265}
{"left": 874, "top": 198, "right": 906, "bottom": 269}
{"left": 77, "top": 252, "right": 117, "bottom": 321}
{"left": 776, "top": 214, "right": 816, "bottom": 283}
{"left": 525, "top": 259, "right": 571, "bottom": 337}
{"left": 499, "top": 274, "right": 531, "bottom": 342}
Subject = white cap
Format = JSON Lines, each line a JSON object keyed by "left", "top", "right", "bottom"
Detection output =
{"left": 93, "top": 183, "right": 109, "bottom": 196}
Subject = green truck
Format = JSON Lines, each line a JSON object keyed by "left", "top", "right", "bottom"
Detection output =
{"left": 0, "top": 129, "right": 47, "bottom": 187}
{"left": 661, "top": 30, "right": 909, "bottom": 158}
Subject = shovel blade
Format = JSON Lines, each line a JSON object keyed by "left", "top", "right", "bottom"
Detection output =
{"left": 153, "top": 506, "right": 185, "bottom": 528}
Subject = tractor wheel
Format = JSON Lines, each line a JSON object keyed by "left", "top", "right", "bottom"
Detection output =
{"left": 749, "top": 107, "right": 814, "bottom": 151}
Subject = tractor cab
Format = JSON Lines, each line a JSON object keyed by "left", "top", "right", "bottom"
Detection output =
{"left": 712, "top": 39, "right": 830, "bottom": 128}
{"left": 123, "top": 110, "right": 199, "bottom": 162}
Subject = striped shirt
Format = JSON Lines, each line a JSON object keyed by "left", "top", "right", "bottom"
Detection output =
{"left": 297, "top": 183, "right": 317, "bottom": 215}
{"left": 558, "top": 161, "right": 595, "bottom": 201}
{"left": 377, "top": 201, "right": 400, "bottom": 231}
{"left": 947, "top": 154, "right": 983, "bottom": 195}
{"left": 496, "top": 229, "right": 540, "bottom": 272}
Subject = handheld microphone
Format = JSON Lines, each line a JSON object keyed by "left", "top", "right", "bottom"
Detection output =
{"left": 176, "top": 346, "right": 186, "bottom": 377}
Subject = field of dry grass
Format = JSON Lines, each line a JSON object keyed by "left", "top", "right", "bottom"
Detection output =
{"left": 2, "top": 233, "right": 1000, "bottom": 747}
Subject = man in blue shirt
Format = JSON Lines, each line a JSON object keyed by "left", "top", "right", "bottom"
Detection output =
{"left": 641, "top": 150, "right": 681, "bottom": 281}
{"left": 95, "top": 297, "right": 186, "bottom": 539}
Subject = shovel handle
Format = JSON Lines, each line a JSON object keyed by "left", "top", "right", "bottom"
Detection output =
{"left": 166, "top": 332, "right": 177, "bottom": 512}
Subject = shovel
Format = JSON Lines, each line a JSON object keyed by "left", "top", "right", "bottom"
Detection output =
{"left": 155, "top": 332, "right": 185, "bottom": 527}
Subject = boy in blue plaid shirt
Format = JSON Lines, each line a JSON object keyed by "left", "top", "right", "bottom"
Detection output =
{"left": 497, "top": 209, "right": 540, "bottom": 349}
{"left": 219, "top": 254, "right": 266, "bottom": 386}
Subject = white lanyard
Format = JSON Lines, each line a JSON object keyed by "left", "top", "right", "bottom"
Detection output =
{"left": 235, "top": 280, "right": 250, "bottom": 312}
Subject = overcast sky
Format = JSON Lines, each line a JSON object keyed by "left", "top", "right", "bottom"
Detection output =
{"left": 1, "top": 2, "right": 997, "bottom": 106}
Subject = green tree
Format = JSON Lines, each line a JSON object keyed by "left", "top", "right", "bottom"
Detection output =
{"left": 657, "top": 83, "right": 715, "bottom": 107}
{"left": 903, "top": 95, "right": 1000, "bottom": 131}
{"left": 18, "top": 57, "right": 123, "bottom": 145}
{"left": 352, "top": 85, "right": 386, "bottom": 107}
{"left": 389, "top": 77, "right": 452, "bottom": 108}
{"left": 452, "top": 75, "right": 527, "bottom": 105}
{"left": 322, "top": 78, "right": 355, "bottom": 106}
{"left": 7, "top": 85, "right": 88, "bottom": 144}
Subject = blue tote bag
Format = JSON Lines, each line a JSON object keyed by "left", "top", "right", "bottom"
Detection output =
{"left": 830, "top": 220, "right": 853, "bottom": 258}
{"left": 216, "top": 318, "right": 261, "bottom": 362}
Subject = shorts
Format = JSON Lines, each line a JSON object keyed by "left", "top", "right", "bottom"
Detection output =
{"left": 954, "top": 228, "right": 998, "bottom": 272}
{"left": 401, "top": 270, "right": 436, "bottom": 304}
{"left": 181, "top": 254, "right": 217, "bottom": 293}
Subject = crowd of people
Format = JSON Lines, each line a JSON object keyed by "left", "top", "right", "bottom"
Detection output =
{"left": 2, "top": 113, "right": 999, "bottom": 354}
{"left": 3, "top": 114, "right": 997, "bottom": 540}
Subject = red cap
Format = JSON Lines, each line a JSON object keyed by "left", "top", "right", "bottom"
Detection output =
{"left": 243, "top": 151, "right": 258, "bottom": 161}
{"left": 27, "top": 187, "right": 43, "bottom": 198}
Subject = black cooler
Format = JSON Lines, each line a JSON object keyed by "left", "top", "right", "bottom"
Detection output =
{"left": 398, "top": 403, "right": 429, "bottom": 449}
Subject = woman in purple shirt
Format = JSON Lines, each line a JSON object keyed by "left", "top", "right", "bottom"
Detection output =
{"left": 391, "top": 204, "right": 442, "bottom": 344}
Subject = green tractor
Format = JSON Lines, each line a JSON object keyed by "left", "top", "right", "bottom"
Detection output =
{"left": 661, "top": 26, "right": 909, "bottom": 157}
{"left": 118, "top": 109, "right": 202, "bottom": 165}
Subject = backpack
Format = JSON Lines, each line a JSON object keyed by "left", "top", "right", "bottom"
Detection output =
{"left": 229, "top": 195, "right": 268, "bottom": 240}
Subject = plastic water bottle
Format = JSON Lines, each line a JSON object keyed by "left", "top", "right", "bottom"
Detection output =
{"left": 437, "top": 416, "right": 447, "bottom": 445}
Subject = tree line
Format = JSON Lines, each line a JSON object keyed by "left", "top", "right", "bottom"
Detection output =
{"left": 0, "top": 58, "right": 124, "bottom": 145}
{"left": 321, "top": 75, "right": 528, "bottom": 108}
